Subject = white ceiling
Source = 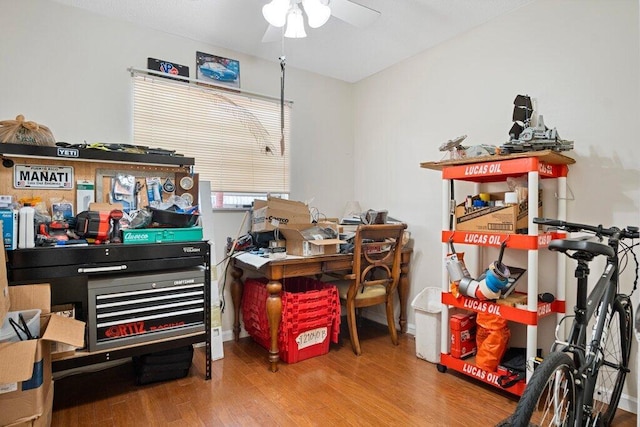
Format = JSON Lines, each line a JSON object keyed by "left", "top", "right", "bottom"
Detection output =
{"left": 50, "top": 0, "right": 535, "bottom": 83}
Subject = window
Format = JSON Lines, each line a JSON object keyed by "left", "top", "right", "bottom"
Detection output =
{"left": 132, "top": 71, "right": 291, "bottom": 208}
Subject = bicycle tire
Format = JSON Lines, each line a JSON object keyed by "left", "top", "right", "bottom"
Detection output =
{"left": 590, "top": 296, "right": 631, "bottom": 426}
{"left": 510, "top": 352, "right": 576, "bottom": 427}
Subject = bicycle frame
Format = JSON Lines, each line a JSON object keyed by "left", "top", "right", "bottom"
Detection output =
{"left": 551, "top": 241, "right": 622, "bottom": 424}
{"left": 509, "top": 218, "right": 638, "bottom": 427}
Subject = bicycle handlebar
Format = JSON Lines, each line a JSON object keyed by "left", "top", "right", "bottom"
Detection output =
{"left": 533, "top": 217, "right": 640, "bottom": 240}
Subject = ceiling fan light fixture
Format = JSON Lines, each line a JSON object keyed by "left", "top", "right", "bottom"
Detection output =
{"left": 302, "top": 0, "right": 331, "bottom": 28}
{"left": 262, "top": 0, "right": 290, "bottom": 28}
{"left": 284, "top": 4, "right": 307, "bottom": 38}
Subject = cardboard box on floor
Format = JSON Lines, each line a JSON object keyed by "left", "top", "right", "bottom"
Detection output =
{"left": 251, "top": 197, "right": 310, "bottom": 233}
{"left": 279, "top": 222, "right": 345, "bottom": 257}
{"left": 0, "top": 275, "right": 85, "bottom": 426}
{"left": 455, "top": 190, "right": 542, "bottom": 234}
{"left": 4, "top": 382, "right": 53, "bottom": 427}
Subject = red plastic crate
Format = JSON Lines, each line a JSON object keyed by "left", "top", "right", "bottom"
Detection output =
{"left": 241, "top": 277, "right": 341, "bottom": 363}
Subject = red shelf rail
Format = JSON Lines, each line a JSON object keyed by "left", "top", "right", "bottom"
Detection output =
{"left": 442, "top": 292, "right": 565, "bottom": 325}
{"left": 441, "top": 157, "right": 569, "bottom": 182}
{"left": 439, "top": 353, "right": 526, "bottom": 396}
{"left": 441, "top": 230, "right": 566, "bottom": 250}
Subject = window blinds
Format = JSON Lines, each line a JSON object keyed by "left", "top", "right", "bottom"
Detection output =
{"left": 132, "top": 72, "right": 291, "bottom": 193}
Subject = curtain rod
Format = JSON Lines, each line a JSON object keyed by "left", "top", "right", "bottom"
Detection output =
{"left": 128, "top": 67, "right": 293, "bottom": 105}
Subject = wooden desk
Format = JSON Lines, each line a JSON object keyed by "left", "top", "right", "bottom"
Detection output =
{"left": 231, "top": 249, "right": 412, "bottom": 372}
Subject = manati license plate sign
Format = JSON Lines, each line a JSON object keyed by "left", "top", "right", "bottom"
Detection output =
{"left": 14, "top": 164, "right": 74, "bottom": 189}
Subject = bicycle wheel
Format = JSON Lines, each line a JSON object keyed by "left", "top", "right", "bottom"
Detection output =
{"left": 510, "top": 352, "right": 576, "bottom": 427}
{"left": 590, "top": 297, "right": 631, "bottom": 426}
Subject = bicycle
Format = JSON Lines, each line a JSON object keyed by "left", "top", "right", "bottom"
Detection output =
{"left": 508, "top": 217, "right": 639, "bottom": 427}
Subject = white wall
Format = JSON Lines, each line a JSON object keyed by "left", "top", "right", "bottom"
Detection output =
{"left": 2, "top": 0, "right": 639, "bottom": 412}
{"left": 0, "top": 0, "right": 355, "bottom": 344}
{"left": 354, "top": 0, "right": 639, "bottom": 412}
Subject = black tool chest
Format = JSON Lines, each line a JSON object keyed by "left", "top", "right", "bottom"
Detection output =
{"left": 5, "top": 241, "right": 212, "bottom": 379}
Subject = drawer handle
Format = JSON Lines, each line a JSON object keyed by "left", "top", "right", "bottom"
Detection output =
{"left": 78, "top": 265, "right": 128, "bottom": 273}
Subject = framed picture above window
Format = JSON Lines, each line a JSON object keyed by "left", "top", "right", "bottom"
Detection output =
{"left": 147, "top": 57, "right": 189, "bottom": 80}
{"left": 196, "top": 51, "right": 240, "bottom": 89}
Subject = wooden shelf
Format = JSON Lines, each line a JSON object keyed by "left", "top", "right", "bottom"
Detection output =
{"left": 420, "top": 149, "right": 575, "bottom": 172}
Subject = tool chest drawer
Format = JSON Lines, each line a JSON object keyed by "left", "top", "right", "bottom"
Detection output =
{"left": 88, "top": 267, "right": 206, "bottom": 351}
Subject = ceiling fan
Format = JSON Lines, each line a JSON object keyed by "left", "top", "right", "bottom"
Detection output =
{"left": 261, "top": 0, "right": 381, "bottom": 42}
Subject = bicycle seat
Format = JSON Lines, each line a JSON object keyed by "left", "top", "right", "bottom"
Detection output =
{"left": 549, "top": 237, "right": 614, "bottom": 260}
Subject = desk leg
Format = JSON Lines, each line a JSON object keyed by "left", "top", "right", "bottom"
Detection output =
{"left": 230, "top": 266, "right": 244, "bottom": 342}
{"left": 398, "top": 263, "right": 410, "bottom": 334}
{"left": 266, "top": 279, "right": 282, "bottom": 373}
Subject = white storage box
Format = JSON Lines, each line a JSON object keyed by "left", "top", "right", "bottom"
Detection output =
{"left": 0, "top": 309, "right": 41, "bottom": 342}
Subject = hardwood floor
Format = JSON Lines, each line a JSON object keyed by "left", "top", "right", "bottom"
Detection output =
{"left": 52, "top": 322, "right": 637, "bottom": 426}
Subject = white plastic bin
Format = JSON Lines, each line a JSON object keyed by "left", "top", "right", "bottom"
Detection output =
{"left": 0, "top": 309, "right": 41, "bottom": 342}
{"left": 411, "top": 287, "right": 442, "bottom": 363}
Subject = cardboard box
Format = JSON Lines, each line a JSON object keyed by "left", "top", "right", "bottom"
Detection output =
{"left": 4, "top": 381, "right": 53, "bottom": 427}
{"left": 50, "top": 304, "right": 78, "bottom": 360}
{"left": 251, "top": 197, "right": 310, "bottom": 232}
{"left": 279, "top": 223, "right": 345, "bottom": 257}
{"left": 1, "top": 211, "right": 18, "bottom": 250}
{"left": 455, "top": 190, "right": 542, "bottom": 234}
{"left": 0, "top": 284, "right": 85, "bottom": 426}
{"left": 450, "top": 312, "right": 477, "bottom": 359}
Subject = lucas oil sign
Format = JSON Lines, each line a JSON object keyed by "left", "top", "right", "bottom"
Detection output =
{"left": 14, "top": 164, "right": 74, "bottom": 189}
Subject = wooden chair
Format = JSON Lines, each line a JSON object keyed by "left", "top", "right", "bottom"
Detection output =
{"left": 335, "top": 223, "right": 407, "bottom": 355}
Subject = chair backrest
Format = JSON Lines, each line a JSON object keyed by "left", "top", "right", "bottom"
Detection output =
{"left": 351, "top": 223, "right": 407, "bottom": 297}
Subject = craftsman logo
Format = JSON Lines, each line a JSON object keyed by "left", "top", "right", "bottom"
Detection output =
{"left": 174, "top": 278, "right": 196, "bottom": 285}
{"left": 57, "top": 147, "right": 79, "bottom": 158}
{"left": 14, "top": 164, "right": 74, "bottom": 189}
{"left": 183, "top": 247, "right": 201, "bottom": 253}
{"left": 105, "top": 321, "right": 146, "bottom": 338}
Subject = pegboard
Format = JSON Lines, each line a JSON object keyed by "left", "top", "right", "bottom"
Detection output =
{"left": 0, "top": 154, "right": 191, "bottom": 216}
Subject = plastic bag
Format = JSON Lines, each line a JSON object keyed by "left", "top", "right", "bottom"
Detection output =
{"left": 0, "top": 115, "right": 56, "bottom": 146}
{"left": 476, "top": 311, "right": 508, "bottom": 330}
{"left": 475, "top": 313, "right": 510, "bottom": 371}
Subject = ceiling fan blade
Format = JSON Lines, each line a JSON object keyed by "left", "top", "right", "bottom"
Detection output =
{"left": 330, "top": 0, "right": 381, "bottom": 28}
{"left": 261, "top": 25, "right": 282, "bottom": 43}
